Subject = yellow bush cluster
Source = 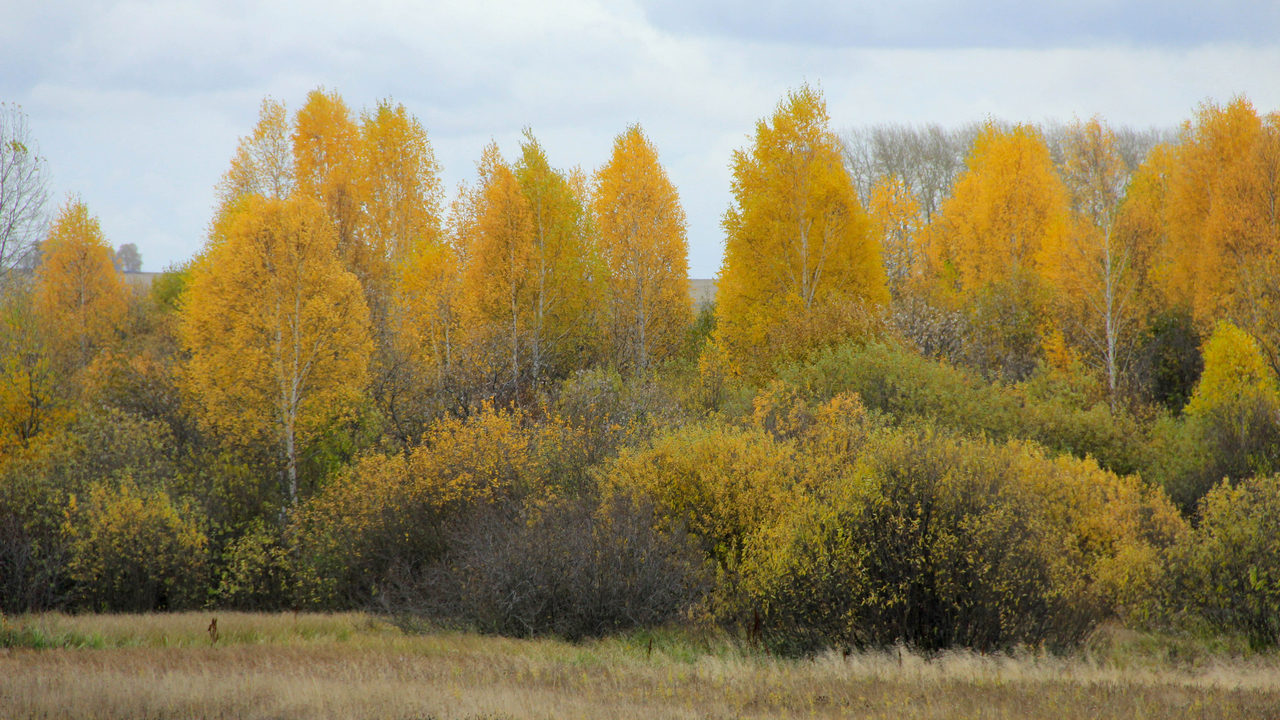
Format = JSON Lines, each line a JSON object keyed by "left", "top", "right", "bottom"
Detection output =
{"left": 62, "top": 479, "right": 208, "bottom": 611}
{"left": 602, "top": 384, "right": 1187, "bottom": 653}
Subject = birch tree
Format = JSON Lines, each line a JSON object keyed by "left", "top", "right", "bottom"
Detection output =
{"left": 181, "top": 195, "right": 370, "bottom": 507}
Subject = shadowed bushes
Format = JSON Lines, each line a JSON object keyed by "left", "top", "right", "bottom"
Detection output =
{"left": 400, "top": 496, "right": 710, "bottom": 640}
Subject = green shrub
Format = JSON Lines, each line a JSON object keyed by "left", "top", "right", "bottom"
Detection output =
{"left": 1164, "top": 476, "right": 1280, "bottom": 648}
{"left": 779, "top": 340, "right": 1146, "bottom": 475}
{"left": 216, "top": 518, "right": 292, "bottom": 610}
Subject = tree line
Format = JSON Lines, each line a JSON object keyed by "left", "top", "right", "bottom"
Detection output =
{"left": 3, "top": 87, "right": 1280, "bottom": 654}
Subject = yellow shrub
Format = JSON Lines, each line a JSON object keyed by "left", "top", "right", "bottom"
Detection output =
{"left": 601, "top": 422, "right": 801, "bottom": 575}
{"left": 289, "top": 404, "right": 565, "bottom": 606}
{"left": 62, "top": 478, "right": 208, "bottom": 611}
{"left": 737, "top": 424, "right": 1186, "bottom": 653}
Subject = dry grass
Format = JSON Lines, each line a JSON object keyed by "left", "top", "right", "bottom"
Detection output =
{"left": 2, "top": 612, "right": 1279, "bottom": 719}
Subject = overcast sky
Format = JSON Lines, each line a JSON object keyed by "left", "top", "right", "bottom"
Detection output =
{"left": 2, "top": 1, "right": 1278, "bottom": 277}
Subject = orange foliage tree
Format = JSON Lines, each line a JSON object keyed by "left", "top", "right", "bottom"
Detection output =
{"left": 928, "top": 122, "right": 1070, "bottom": 378}
{"left": 930, "top": 122, "right": 1070, "bottom": 294}
{"left": 34, "top": 199, "right": 129, "bottom": 368}
{"left": 716, "top": 85, "right": 887, "bottom": 380}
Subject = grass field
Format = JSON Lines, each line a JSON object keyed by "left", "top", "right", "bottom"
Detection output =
{"left": 2, "top": 612, "right": 1279, "bottom": 719}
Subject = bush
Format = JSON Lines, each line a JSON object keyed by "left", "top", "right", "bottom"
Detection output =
{"left": 601, "top": 422, "right": 801, "bottom": 577}
{"left": 1164, "top": 476, "right": 1280, "bottom": 648}
{"left": 1132, "top": 307, "right": 1202, "bottom": 413}
{"left": 409, "top": 496, "right": 710, "bottom": 640}
{"left": 289, "top": 405, "right": 572, "bottom": 607}
{"left": 1150, "top": 323, "right": 1280, "bottom": 513}
{"left": 0, "top": 505, "right": 66, "bottom": 613}
{"left": 779, "top": 340, "right": 1146, "bottom": 475}
{"left": 738, "top": 424, "right": 1185, "bottom": 654}
{"left": 62, "top": 479, "right": 209, "bottom": 611}
{"left": 216, "top": 518, "right": 292, "bottom": 610}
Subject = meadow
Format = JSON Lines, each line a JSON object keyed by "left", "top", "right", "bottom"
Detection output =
{"left": 2, "top": 612, "right": 1279, "bottom": 719}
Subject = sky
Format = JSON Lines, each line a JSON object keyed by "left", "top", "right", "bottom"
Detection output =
{"left": 2, "top": 0, "right": 1279, "bottom": 278}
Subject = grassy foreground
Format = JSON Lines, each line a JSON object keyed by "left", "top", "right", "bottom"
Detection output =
{"left": 2, "top": 613, "right": 1279, "bottom": 719}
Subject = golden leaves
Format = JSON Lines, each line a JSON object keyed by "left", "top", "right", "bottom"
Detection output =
{"left": 34, "top": 199, "right": 129, "bottom": 367}
{"left": 592, "top": 125, "right": 692, "bottom": 372}
{"left": 181, "top": 195, "right": 371, "bottom": 502}
{"left": 716, "top": 85, "right": 887, "bottom": 381}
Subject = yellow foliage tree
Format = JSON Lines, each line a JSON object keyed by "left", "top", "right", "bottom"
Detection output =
{"left": 592, "top": 124, "right": 692, "bottom": 373}
{"left": 292, "top": 88, "right": 363, "bottom": 277}
{"left": 387, "top": 237, "right": 462, "bottom": 430}
{"left": 216, "top": 97, "right": 294, "bottom": 211}
{"left": 181, "top": 195, "right": 371, "bottom": 506}
{"left": 1186, "top": 321, "right": 1280, "bottom": 428}
{"left": 358, "top": 100, "right": 444, "bottom": 264}
{"left": 34, "top": 199, "right": 129, "bottom": 368}
{"left": 460, "top": 143, "right": 537, "bottom": 395}
{"left": 514, "top": 131, "right": 601, "bottom": 384}
{"left": 355, "top": 100, "right": 447, "bottom": 428}
{"left": 0, "top": 285, "right": 69, "bottom": 451}
{"left": 927, "top": 122, "right": 1070, "bottom": 378}
{"left": 866, "top": 175, "right": 922, "bottom": 296}
{"left": 930, "top": 122, "right": 1070, "bottom": 294}
{"left": 716, "top": 85, "right": 888, "bottom": 380}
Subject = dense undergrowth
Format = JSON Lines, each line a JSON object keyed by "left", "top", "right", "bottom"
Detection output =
{"left": 6, "top": 330, "right": 1280, "bottom": 655}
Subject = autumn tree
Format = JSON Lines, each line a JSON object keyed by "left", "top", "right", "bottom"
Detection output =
{"left": 358, "top": 100, "right": 443, "bottom": 264}
{"left": 592, "top": 125, "right": 692, "bottom": 373}
{"left": 513, "top": 131, "right": 601, "bottom": 384}
{"left": 0, "top": 103, "right": 49, "bottom": 277}
{"left": 1048, "top": 117, "right": 1149, "bottom": 406}
{"left": 1203, "top": 108, "right": 1280, "bottom": 371}
{"left": 716, "top": 85, "right": 888, "bottom": 380}
{"left": 384, "top": 179, "right": 465, "bottom": 436}
{"left": 34, "top": 199, "right": 129, "bottom": 369}
{"left": 391, "top": 241, "right": 460, "bottom": 407}
{"left": 460, "top": 144, "right": 537, "bottom": 396}
{"left": 930, "top": 122, "right": 1070, "bottom": 294}
{"left": 1152, "top": 99, "right": 1259, "bottom": 322}
{"left": 293, "top": 88, "right": 363, "bottom": 276}
{"left": 354, "top": 100, "right": 447, "bottom": 429}
{"left": 216, "top": 97, "right": 295, "bottom": 211}
{"left": 867, "top": 175, "right": 923, "bottom": 297}
{"left": 1135, "top": 98, "right": 1280, "bottom": 374}
{"left": 0, "top": 284, "right": 67, "bottom": 451}
{"left": 181, "top": 195, "right": 370, "bottom": 507}
{"left": 928, "top": 122, "right": 1070, "bottom": 379}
